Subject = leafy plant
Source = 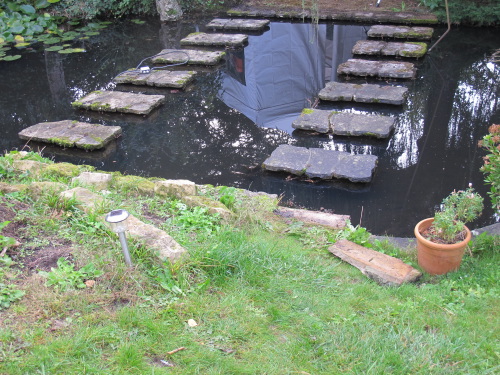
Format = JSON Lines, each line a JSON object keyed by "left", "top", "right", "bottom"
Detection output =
{"left": 39, "top": 257, "right": 103, "bottom": 291}
{"left": 0, "top": 282, "right": 24, "bottom": 310}
{"left": 479, "top": 124, "right": 500, "bottom": 216}
{"left": 0, "top": 221, "right": 16, "bottom": 249}
{"left": 218, "top": 186, "right": 238, "bottom": 210}
{"left": 172, "top": 203, "right": 221, "bottom": 235}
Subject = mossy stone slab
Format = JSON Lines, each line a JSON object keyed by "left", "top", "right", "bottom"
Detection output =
{"left": 152, "top": 49, "right": 226, "bottom": 66}
{"left": 72, "top": 91, "right": 165, "bottom": 115}
{"left": 206, "top": 18, "right": 270, "bottom": 31}
{"left": 337, "top": 59, "right": 416, "bottom": 79}
{"left": 18, "top": 120, "right": 122, "bottom": 150}
{"left": 352, "top": 40, "right": 427, "bottom": 58}
{"left": 319, "top": 82, "right": 408, "bottom": 105}
{"left": 367, "top": 25, "right": 434, "bottom": 40}
{"left": 113, "top": 70, "right": 196, "bottom": 89}
{"left": 180, "top": 32, "right": 248, "bottom": 48}
{"left": 330, "top": 113, "right": 395, "bottom": 138}
{"left": 292, "top": 109, "right": 332, "bottom": 133}
{"left": 262, "top": 144, "right": 311, "bottom": 176}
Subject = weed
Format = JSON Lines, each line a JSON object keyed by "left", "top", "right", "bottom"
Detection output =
{"left": 0, "top": 221, "right": 16, "bottom": 249}
{"left": 39, "top": 257, "right": 103, "bottom": 291}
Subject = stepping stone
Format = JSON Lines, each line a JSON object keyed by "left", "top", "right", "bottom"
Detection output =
{"left": 152, "top": 49, "right": 225, "bottom": 66}
{"left": 113, "top": 70, "right": 196, "bottom": 89}
{"left": 18, "top": 120, "right": 122, "bottom": 150}
{"left": 319, "top": 82, "right": 408, "bottom": 105}
{"left": 72, "top": 90, "right": 165, "bottom": 115}
{"left": 337, "top": 59, "right": 416, "bottom": 79}
{"left": 262, "top": 144, "right": 378, "bottom": 183}
{"left": 206, "top": 18, "right": 270, "bottom": 31}
{"left": 328, "top": 239, "right": 422, "bottom": 286}
{"left": 352, "top": 40, "right": 428, "bottom": 58}
{"left": 292, "top": 109, "right": 395, "bottom": 138}
{"left": 367, "top": 25, "right": 434, "bottom": 40}
{"left": 274, "top": 207, "right": 349, "bottom": 229}
{"left": 180, "top": 32, "right": 248, "bottom": 48}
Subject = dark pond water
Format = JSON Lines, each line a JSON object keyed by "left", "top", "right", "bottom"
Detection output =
{"left": 1, "top": 17, "right": 499, "bottom": 236}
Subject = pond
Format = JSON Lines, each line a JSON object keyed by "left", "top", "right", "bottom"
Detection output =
{"left": 0, "top": 17, "right": 498, "bottom": 236}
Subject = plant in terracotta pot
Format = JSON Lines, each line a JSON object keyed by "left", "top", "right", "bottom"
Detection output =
{"left": 414, "top": 186, "right": 484, "bottom": 275}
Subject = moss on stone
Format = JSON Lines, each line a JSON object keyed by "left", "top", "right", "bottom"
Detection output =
{"left": 301, "top": 108, "right": 315, "bottom": 115}
{"left": 113, "top": 175, "right": 155, "bottom": 196}
{"left": 48, "top": 137, "right": 74, "bottom": 148}
{"left": 42, "top": 162, "right": 81, "bottom": 178}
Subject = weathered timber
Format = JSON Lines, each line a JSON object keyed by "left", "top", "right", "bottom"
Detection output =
{"left": 328, "top": 239, "right": 422, "bottom": 286}
{"left": 152, "top": 49, "right": 226, "bottom": 66}
{"left": 180, "top": 32, "right": 248, "bottom": 48}
{"left": 274, "top": 207, "right": 349, "bottom": 229}
{"left": 292, "top": 109, "right": 395, "bottom": 138}
{"left": 352, "top": 40, "right": 428, "bottom": 58}
{"left": 206, "top": 18, "right": 270, "bottom": 31}
{"left": 18, "top": 120, "right": 121, "bottom": 150}
{"left": 72, "top": 91, "right": 165, "bottom": 115}
{"left": 113, "top": 70, "right": 196, "bottom": 89}
{"left": 337, "top": 59, "right": 416, "bottom": 79}
{"left": 367, "top": 25, "right": 434, "bottom": 40}
{"left": 318, "top": 82, "right": 408, "bottom": 105}
{"left": 262, "top": 144, "right": 378, "bottom": 183}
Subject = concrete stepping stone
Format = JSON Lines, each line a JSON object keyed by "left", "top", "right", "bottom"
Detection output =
{"left": 292, "top": 109, "right": 395, "bottom": 138}
{"left": 113, "top": 70, "right": 196, "bottom": 89}
{"left": 72, "top": 90, "right": 165, "bottom": 115}
{"left": 367, "top": 25, "right": 434, "bottom": 40}
{"left": 337, "top": 59, "right": 416, "bottom": 79}
{"left": 262, "top": 144, "right": 378, "bottom": 183}
{"left": 328, "top": 239, "right": 422, "bottom": 286}
{"left": 319, "top": 82, "right": 408, "bottom": 105}
{"left": 352, "top": 40, "right": 427, "bottom": 58}
{"left": 206, "top": 18, "right": 270, "bottom": 31}
{"left": 274, "top": 207, "right": 349, "bottom": 229}
{"left": 152, "top": 49, "right": 226, "bottom": 66}
{"left": 18, "top": 120, "right": 122, "bottom": 150}
{"left": 180, "top": 32, "right": 248, "bottom": 48}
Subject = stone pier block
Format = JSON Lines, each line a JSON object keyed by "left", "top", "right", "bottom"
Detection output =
{"left": 206, "top": 18, "right": 270, "bottom": 31}
{"left": 72, "top": 172, "right": 113, "bottom": 191}
{"left": 155, "top": 179, "right": 197, "bottom": 199}
{"left": 353, "top": 40, "right": 428, "bottom": 58}
{"left": 337, "top": 59, "right": 416, "bottom": 79}
{"left": 113, "top": 70, "right": 196, "bottom": 89}
{"left": 72, "top": 91, "right": 165, "bottom": 115}
{"left": 180, "top": 32, "right": 248, "bottom": 48}
{"left": 319, "top": 82, "right": 408, "bottom": 105}
{"left": 152, "top": 49, "right": 226, "bottom": 66}
{"left": 367, "top": 25, "right": 434, "bottom": 40}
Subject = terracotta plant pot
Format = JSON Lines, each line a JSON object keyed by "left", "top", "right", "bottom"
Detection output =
{"left": 414, "top": 218, "right": 472, "bottom": 275}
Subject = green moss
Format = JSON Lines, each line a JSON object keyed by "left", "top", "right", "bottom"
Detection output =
{"left": 400, "top": 42, "right": 428, "bottom": 58}
{"left": 301, "top": 108, "right": 314, "bottom": 115}
{"left": 71, "top": 101, "right": 83, "bottom": 108}
{"left": 48, "top": 137, "right": 74, "bottom": 148}
{"left": 113, "top": 175, "right": 155, "bottom": 196}
{"left": 89, "top": 102, "right": 111, "bottom": 111}
{"left": 42, "top": 162, "right": 81, "bottom": 178}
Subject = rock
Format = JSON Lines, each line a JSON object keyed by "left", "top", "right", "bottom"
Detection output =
{"left": 352, "top": 40, "right": 428, "bottom": 58}
{"left": 206, "top": 18, "right": 270, "bottom": 31}
{"left": 59, "top": 187, "right": 106, "bottom": 212}
{"left": 330, "top": 113, "right": 395, "bottom": 138}
{"left": 41, "top": 162, "right": 82, "bottom": 178}
{"left": 155, "top": 179, "right": 197, "bottom": 199}
{"left": 180, "top": 33, "right": 248, "bottom": 48}
{"left": 0, "top": 182, "right": 27, "bottom": 194}
{"left": 337, "top": 59, "right": 416, "bottom": 79}
{"left": 113, "top": 70, "right": 196, "bottom": 89}
{"left": 292, "top": 109, "right": 332, "bottom": 133}
{"left": 113, "top": 175, "right": 156, "bottom": 196}
{"left": 152, "top": 49, "right": 226, "bottom": 66}
{"left": 156, "top": 0, "right": 182, "bottom": 22}
{"left": 319, "top": 82, "right": 408, "bottom": 105}
{"left": 72, "top": 172, "right": 113, "bottom": 191}
{"left": 328, "top": 239, "right": 422, "bottom": 286}
{"left": 28, "top": 182, "right": 67, "bottom": 199}
{"left": 12, "top": 160, "right": 46, "bottom": 175}
{"left": 275, "top": 207, "right": 349, "bottom": 229}
{"left": 367, "top": 25, "right": 434, "bottom": 40}
{"left": 262, "top": 144, "right": 311, "bottom": 176}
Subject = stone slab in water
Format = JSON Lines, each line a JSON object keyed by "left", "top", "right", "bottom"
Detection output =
{"left": 72, "top": 91, "right": 165, "bottom": 115}
{"left": 113, "top": 70, "right": 196, "bottom": 89}
{"left": 152, "top": 49, "right": 226, "bottom": 66}
{"left": 262, "top": 144, "right": 378, "bottom": 183}
{"left": 319, "top": 82, "right": 408, "bottom": 105}
{"left": 18, "top": 120, "right": 121, "bottom": 150}
{"left": 206, "top": 18, "right": 270, "bottom": 31}
{"left": 367, "top": 25, "right": 434, "bottom": 40}
{"left": 180, "top": 32, "right": 248, "bottom": 48}
{"left": 337, "top": 59, "right": 416, "bottom": 79}
{"left": 292, "top": 109, "right": 331, "bottom": 133}
{"left": 329, "top": 239, "right": 422, "bottom": 286}
{"left": 352, "top": 40, "right": 427, "bottom": 58}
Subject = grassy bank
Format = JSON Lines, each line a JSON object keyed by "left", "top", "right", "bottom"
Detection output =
{"left": 0, "top": 151, "right": 499, "bottom": 374}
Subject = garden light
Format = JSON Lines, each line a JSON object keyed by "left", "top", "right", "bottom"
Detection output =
{"left": 105, "top": 209, "right": 132, "bottom": 267}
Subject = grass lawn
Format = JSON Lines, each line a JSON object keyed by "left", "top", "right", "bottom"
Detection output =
{"left": 0, "top": 151, "right": 498, "bottom": 374}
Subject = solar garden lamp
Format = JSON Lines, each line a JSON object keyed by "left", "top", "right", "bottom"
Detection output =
{"left": 105, "top": 209, "right": 132, "bottom": 267}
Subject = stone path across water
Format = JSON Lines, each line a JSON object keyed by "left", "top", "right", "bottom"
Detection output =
{"left": 152, "top": 49, "right": 226, "bottom": 66}
{"left": 262, "top": 144, "right": 378, "bottom": 183}
{"left": 18, "top": 120, "right": 122, "bottom": 150}
{"left": 206, "top": 18, "right": 270, "bottom": 31}
{"left": 292, "top": 109, "right": 395, "bottom": 139}
{"left": 319, "top": 82, "right": 408, "bottom": 105}
{"left": 180, "top": 32, "right": 248, "bottom": 48}
{"left": 113, "top": 70, "right": 196, "bottom": 89}
{"left": 338, "top": 59, "right": 416, "bottom": 79}
{"left": 352, "top": 40, "right": 427, "bottom": 58}
{"left": 72, "top": 91, "right": 165, "bottom": 115}
{"left": 367, "top": 25, "right": 434, "bottom": 40}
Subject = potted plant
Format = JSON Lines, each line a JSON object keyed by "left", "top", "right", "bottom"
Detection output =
{"left": 414, "top": 185, "right": 483, "bottom": 275}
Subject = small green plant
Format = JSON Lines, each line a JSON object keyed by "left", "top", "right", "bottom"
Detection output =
{"left": 172, "top": 203, "right": 221, "bottom": 235}
{"left": 0, "top": 255, "right": 24, "bottom": 310}
{"left": 429, "top": 186, "right": 484, "bottom": 243}
{"left": 39, "top": 257, "right": 103, "bottom": 291}
{"left": 217, "top": 186, "right": 238, "bottom": 210}
{"left": 479, "top": 124, "right": 500, "bottom": 215}
{"left": 0, "top": 221, "right": 16, "bottom": 249}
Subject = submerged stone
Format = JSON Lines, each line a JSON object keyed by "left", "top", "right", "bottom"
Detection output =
{"left": 180, "top": 32, "right": 248, "bottom": 48}
{"left": 319, "top": 82, "right": 408, "bottom": 105}
{"left": 206, "top": 18, "right": 270, "bottom": 31}
{"left": 152, "top": 49, "right": 226, "bottom": 66}
{"left": 337, "top": 59, "right": 416, "bottom": 79}
{"left": 18, "top": 120, "right": 122, "bottom": 150}
{"left": 262, "top": 144, "right": 311, "bottom": 176}
{"left": 113, "top": 70, "right": 196, "bottom": 89}
{"left": 72, "top": 91, "right": 165, "bottom": 115}
{"left": 352, "top": 40, "right": 427, "bottom": 58}
{"left": 367, "top": 25, "right": 434, "bottom": 40}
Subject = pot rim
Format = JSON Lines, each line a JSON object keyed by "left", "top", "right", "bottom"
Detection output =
{"left": 414, "top": 217, "right": 472, "bottom": 249}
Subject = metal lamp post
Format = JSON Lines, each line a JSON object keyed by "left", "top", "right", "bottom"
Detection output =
{"left": 105, "top": 209, "right": 132, "bottom": 267}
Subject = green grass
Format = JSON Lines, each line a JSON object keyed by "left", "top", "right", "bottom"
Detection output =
{"left": 0, "top": 151, "right": 498, "bottom": 374}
